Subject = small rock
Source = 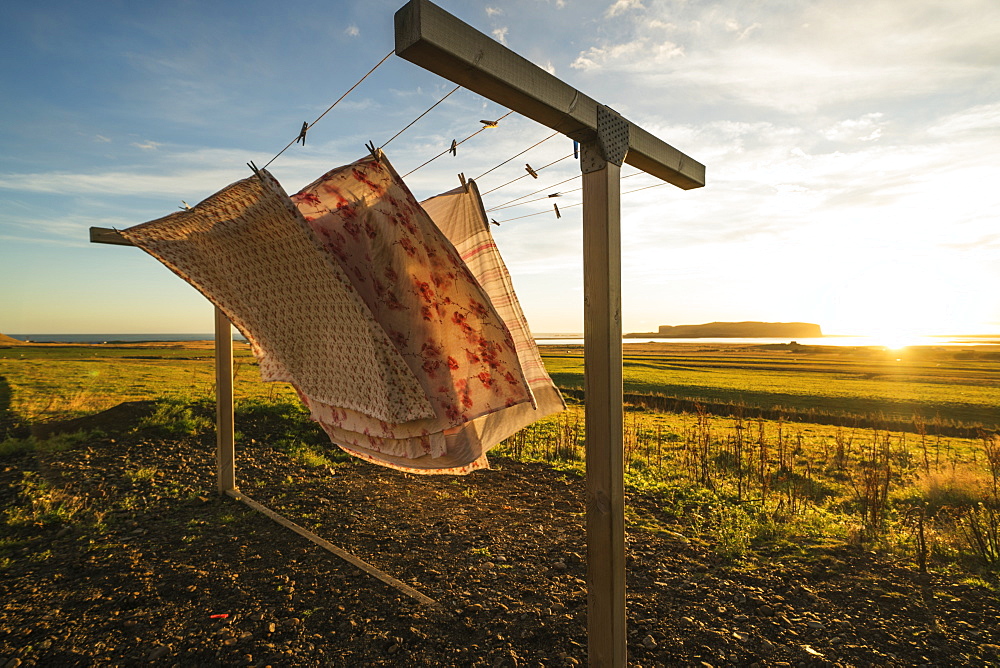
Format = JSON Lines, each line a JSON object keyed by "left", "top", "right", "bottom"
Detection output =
{"left": 146, "top": 645, "right": 169, "bottom": 661}
{"left": 642, "top": 635, "right": 657, "bottom": 650}
{"left": 805, "top": 621, "right": 824, "bottom": 630}
{"left": 732, "top": 631, "right": 749, "bottom": 642}
{"left": 757, "top": 605, "right": 775, "bottom": 617}
{"left": 802, "top": 644, "right": 825, "bottom": 657}
{"left": 554, "top": 561, "right": 567, "bottom": 571}
{"left": 5, "top": 659, "right": 22, "bottom": 668}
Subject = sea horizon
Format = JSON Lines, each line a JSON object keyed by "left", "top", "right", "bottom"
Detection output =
{"left": 7, "top": 332, "right": 1000, "bottom": 347}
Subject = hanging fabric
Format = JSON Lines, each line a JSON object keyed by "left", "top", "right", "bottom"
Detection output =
{"left": 421, "top": 179, "right": 566, "bottom": 434}
{"left": 121, "top": 156, "right": 551, "bottom": 476}
{"left": 291, "top": 153, "right": 534, "bottom": 474}
{"left": 291, "top": 154, "right": 532, "bottom": 424}
{"left": 119, "top": 169, "right": 434, "bottom": 426}
{"left": 327, "top": 174, "right": 567, "bottom": 473}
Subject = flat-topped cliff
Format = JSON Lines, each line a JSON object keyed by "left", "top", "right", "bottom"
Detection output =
{"left": 626, "top": 321, "right": 823, "bottom": 339}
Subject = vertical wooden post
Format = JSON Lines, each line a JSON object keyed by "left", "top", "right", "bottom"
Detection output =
{"left": 581, "top": 140, "right": 626, "bottom": 667}
{"left": 215, "top": 307, "right": 236, "bottom": 493}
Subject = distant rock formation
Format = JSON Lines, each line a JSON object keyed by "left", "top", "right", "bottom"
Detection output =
{"left": 626, "top": 321, "right": 823, "bottom": 338}
{"left": 0, "top": 333, "right": 25, "bottom": 345}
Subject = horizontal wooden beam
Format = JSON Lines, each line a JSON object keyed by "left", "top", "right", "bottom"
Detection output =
{"left": 89, "top": 227, "right": 133, "bottom": 246}
{"left": 394, "top": 0, "right": 705, "bottom": 190}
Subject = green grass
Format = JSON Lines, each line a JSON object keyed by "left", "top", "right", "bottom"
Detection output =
{"left": 0, "top": 342, "right": 298, "bottom": 422}
{"left": 541, "top": 343, "right": 1000, "bottom": 429}
{"left": 495, "top": 402, "right": 1000, "bottom": 569}
{"left": 4, "top": 339, "right": 999, "bottom": 573}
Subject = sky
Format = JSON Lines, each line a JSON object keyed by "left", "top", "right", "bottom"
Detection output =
{"left": 1, "top": 0, "right": 998, "bottom": 340}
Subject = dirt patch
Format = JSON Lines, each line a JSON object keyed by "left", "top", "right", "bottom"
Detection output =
{"left": 2, "top": 427, "right": 999, "bottom": 666}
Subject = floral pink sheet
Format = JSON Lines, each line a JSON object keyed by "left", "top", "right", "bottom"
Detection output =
{"left": 291, "top": 154, "right": 534, "bottom": 473}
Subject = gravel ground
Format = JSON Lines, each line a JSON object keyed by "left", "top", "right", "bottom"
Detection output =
{"left": 2, "top": 414, "right": 1000, "bottom": 667}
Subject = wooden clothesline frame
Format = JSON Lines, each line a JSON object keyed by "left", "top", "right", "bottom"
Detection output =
{"left": 91, "top": 2, "right": 705, "bottom": 666}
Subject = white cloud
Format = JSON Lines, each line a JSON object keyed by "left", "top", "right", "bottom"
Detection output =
{"left": 131, "top": 140, "right": 161, "bottom": 151}
{"left": 0, "top": 167, "right": 243, "bottom": 198}
{"left": 485, "top": 7, "right": 502, "bottom": 17}
{"left": 94, "top": 135, "right": 111, "bottom": 143}
{"left": 647, "top": 19, "right": 675, "bottom": 30}
{"left": 927, "top": 103, "right": 1000, "bottom": 138}
{"left": 606, "top": 0, "right": 645, "bottom": 18}
{"left": 724, "top": 19, "right": 760, "bottom": 40}
{"left": 822, "top": 113, "right": 885, "bottom": 142}
{"left": 571, "top": 38, "right": 683, "bottom": 70}
{"left": 492, "top": 27, "right": 508, "bottom": 44}
{"left": 542, "top": 61, "right": 556, "bottom": 75}
{"left": 572, "top": 0, "right": 1000, "bottom": 114}
{"left": 344, "top": 25, "right": 360, "bottom": 37}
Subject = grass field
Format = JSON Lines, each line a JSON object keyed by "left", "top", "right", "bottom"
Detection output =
{"left": 2, "top": 339, "right": 999, "bottom": 574}
{"left": 0, "top": 341, "right": 296, "bottom": 420}
{"left": 544, "top": 342, "right": 1000, "bottom": 431}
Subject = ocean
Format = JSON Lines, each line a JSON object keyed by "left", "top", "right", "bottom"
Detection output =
{"left": 8, "top": 333, "right": 1000, "bottom": 347}
{"left": 6, "top": 333, "right": 246, "bottom": 344}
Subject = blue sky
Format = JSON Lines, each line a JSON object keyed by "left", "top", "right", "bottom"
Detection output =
{"left": 2, "top": 0, "right": 998, "bottom": 338}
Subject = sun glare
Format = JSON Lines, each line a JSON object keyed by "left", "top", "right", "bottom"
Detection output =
{"left": 819, "top": 249, "right": 996, "bottom": 346}
{"left": 868, "top": 329, "right": 923, "bottom": 350}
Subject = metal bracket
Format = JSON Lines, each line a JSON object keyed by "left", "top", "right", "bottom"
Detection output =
{"left": 598, "top": 106, "right": 629, "bottom": 166}
{"left": 580, "top": 142, "right": 604, "bottom": 174}
{"left": 580, "top": 105, "right": 630, "bottom": 173}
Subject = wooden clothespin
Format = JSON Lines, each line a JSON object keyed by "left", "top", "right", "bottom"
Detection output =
{"left": 247, "top": 161, "right": 263, "bottom": 180}
{"left": 179, "top": 201, "right": 192, "bottom": 211}
{"left": 295, "top": 121, "right": 309, "bottom": 146}
{"left": 553, "top": 203, "right": 561, "bottom": 219}
{"left": 458, "top": 173, "right": 469, "bottom": 192}
{"left": 449, "top": 139, "right": 458, "bottom": 156}
{"left": 480, "top": 119, "right": 499, "bottom": 128}
{"left": 525, "top": 163, "right": 538, "bottom": 179}
{"left": 548, "top": 192, "right": 562, "bottom": 198}
{"left": 365, "top": 141, "right": 381, "bottom": 162}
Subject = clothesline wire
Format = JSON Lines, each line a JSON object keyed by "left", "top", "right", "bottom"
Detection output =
{"left": 492, "top": 180, "right": 670, "bottom": 223}
{"left": 486, "top": 174, "right": 580, "bottom": 210}
{"left": 380, "top": 84, "right": 462, "bottom": 150}
{"left": 401, "top": 110, "right": 515, "bottom": 178}
{"left": 486, "top": 171, "right": 645, "bottom": 212}
{"left": 478, "top": 153, "right": 575, "bottom": 196}
{"left": 262, "top": 49, "right": 395, "bottom": 170}
{"left": 473, "top": 131, "right": 560, "bottom": 181}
